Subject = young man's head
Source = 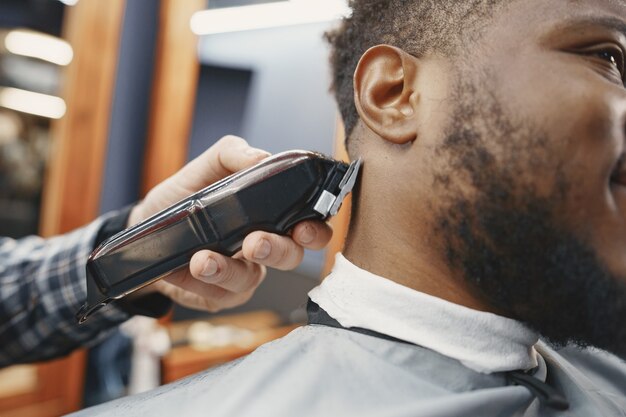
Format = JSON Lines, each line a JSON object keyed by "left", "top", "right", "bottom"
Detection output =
{"left": 327, "top": 0, "right": 626, "bottom": 356}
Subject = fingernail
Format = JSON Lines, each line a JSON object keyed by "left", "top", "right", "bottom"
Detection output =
{"left": 254, "top": 239, "right": 271, "bottom": 260}
{"left": 245, "top": 148, "right": 271, "bottom": 158}
{"left": 202, "top": 258, "right": 218, "bottom": 276}
{"left": 298, "top": 225, "right": 315, "bottom": 244}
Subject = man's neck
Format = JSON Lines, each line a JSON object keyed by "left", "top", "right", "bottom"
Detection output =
{"left": 342, "top": 216, "right": 494, "bottom": 313}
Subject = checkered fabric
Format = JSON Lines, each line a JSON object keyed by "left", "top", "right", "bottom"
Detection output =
{"left": 0, "top": 214, "right": 130, "bottom": 367}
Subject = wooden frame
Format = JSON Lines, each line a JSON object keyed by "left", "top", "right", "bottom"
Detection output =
{"left": 141, "top": 0, "right": 204, "bottom": 194}
{"left": 40, "top": 0, "right": 126, "bottom": 237}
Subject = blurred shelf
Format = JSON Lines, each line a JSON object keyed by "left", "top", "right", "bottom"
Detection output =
{"left": 0, "top": 399, "right": 64, "bottom": 417}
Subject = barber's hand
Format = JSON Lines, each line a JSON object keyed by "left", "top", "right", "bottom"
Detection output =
{"left": 127, "top": 136, "right": 333, "bottom": 312}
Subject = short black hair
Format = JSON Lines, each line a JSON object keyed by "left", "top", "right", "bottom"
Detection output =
{"left": 325, "top": 0, "right": 503, "bottom": 141}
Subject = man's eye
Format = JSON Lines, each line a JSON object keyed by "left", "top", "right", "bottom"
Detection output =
{"left": 595, "top": 50, "right": 618, "bottom": 67}
{"left": 587, "top": 47, "right": 625, "bottom": 83}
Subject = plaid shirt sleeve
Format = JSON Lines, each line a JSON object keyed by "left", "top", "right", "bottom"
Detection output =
{"left": 0, "top": 212, "right": 131, "bottom": 367}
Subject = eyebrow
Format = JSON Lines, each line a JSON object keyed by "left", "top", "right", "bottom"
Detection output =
{"left": 558, "top": 16, "right": 626, "bottom": 39}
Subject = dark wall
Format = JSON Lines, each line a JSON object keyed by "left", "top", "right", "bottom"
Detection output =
{"left": 187, "top": 65, "right": 253, "bottom": 159}
{"left": 99, "top": 0, "right": 160, "bottom": 214}
{"left": 0, "top": 0, "right": 65, "bottom": 35}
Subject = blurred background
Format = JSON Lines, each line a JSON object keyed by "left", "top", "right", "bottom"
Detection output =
{"left": 0, "top": 0, "right": 349, "bottom": 415}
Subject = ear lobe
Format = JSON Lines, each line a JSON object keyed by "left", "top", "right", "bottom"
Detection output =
{"left": 353, "top": 45, "right": 420, "bottom": 144}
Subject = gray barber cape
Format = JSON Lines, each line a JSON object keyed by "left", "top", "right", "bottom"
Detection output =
{"left": 72, "top": 319, "right": 626, "bottom": 416}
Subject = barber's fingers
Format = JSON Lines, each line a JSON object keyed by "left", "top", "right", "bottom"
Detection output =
{"left": 159, "top": 256, "right": 264, "bottom": 312}
{"left": 188, "top": 250, "right": 266, "bottom": 293}
{"left": 173, "top": 135, "right": 270, "bottom": 193}
{"left": 243, "top": 219, "right": 332, "bottom": 258}
{"left": 240, "top": 221, "right": 333, "bottom": 270}
{"left": 242, "top": 232, "right": 300, "bottom": 271}
{"left": 154, "top": 220, "right": 333, "bottom": 311}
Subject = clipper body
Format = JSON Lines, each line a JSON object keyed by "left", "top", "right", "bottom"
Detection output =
{"left": 78, "top": 150, "right": 361, "bottom": 323}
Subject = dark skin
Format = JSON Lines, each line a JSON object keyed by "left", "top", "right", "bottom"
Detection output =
{"left": 344, "top": 0, "right": 626, "bottom": 321}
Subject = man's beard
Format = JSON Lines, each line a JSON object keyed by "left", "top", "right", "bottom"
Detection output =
{"left": 435, "top": 80, "right": 626, "bottom": 356}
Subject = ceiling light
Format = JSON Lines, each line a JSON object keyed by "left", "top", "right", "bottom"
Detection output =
{"left": 4, "top": 30, "right": 73, "bottom": 66}
{"left": 0, "top": 87, "right": 66, "bottom": 119}
{"left": 190, "top": 0, "right": 350, "bottom": 36}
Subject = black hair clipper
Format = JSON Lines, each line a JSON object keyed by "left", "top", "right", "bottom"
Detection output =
{"left": 77, "top": 150, "right": 361, "bottom": 323}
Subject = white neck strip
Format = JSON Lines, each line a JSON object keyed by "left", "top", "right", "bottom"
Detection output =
{"left": 309, "top": 254, "right": 539, "bottom": 374}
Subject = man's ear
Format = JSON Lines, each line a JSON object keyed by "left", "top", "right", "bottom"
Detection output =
{"left": 353, "top": 45, "right": 420, "bottom": 144}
